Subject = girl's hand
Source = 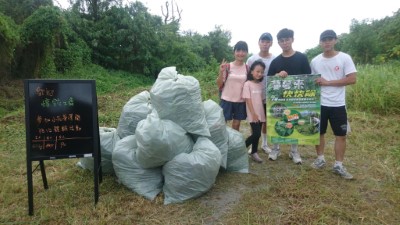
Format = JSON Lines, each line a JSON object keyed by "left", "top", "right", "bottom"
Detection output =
{"left": 252, "top": 113, "right": 259, "bottom": 122}
{"left": 219, "top": 59, "right": 227, "bottom": 74}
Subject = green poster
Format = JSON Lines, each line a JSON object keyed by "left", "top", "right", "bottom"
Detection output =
{"left": 266, "top": 74, "right": 321, "bottom": 145}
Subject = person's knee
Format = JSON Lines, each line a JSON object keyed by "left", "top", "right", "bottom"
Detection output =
{"left": 336, "top": 135, "right": 346, "bottom": 141}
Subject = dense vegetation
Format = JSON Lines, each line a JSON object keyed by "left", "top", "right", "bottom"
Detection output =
{"left": 0, "top": 0, "right": 233, "bottom": 79}
{"left": 0, "top": 0, "right": 399, "bottom": 81}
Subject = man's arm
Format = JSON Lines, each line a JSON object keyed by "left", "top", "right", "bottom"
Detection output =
{"left": 317, "top": 72, "right": 357, "bottom": 86}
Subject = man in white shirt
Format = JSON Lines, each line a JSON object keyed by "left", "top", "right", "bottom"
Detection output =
{"left": 310, "top": 30, "right": 357, "bottom": 179}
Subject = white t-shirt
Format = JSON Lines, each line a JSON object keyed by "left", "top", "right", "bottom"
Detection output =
{"left": 310, "top": 52, "right": 357, "bottom": 107}
{"left": 247, "top": 53, "right": 275, "bottom": 78}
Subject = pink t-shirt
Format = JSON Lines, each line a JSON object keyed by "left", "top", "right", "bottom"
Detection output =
{"left": 220, "top": 63, "right": 247, "bottom": 103}
{"left": 242, "top": 81, "right": 266, "bottom": 122}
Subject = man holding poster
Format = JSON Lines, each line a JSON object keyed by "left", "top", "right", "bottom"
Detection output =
{"left": 266, "top": 28, "right": 312, "bottom": 164}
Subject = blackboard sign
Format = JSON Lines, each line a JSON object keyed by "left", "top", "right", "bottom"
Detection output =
{"left": 24, "top": 79, "right": 101, "bottom": 215}
{"left": 25, "top": 80, "right": 99, "bottom": 160}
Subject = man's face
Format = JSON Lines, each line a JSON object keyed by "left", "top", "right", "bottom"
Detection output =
{"left": 320, "top": 37, "right": 336, "bottom": 51}
{"left": 278, "top": 37, "right": 293, "bottom": 51}
{"left": 259, "top": 39, "right": 272, "bottom": 51}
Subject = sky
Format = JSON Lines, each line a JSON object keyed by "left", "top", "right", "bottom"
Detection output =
{"left": 57, "top": 0, "right": 400, "bottom": 56}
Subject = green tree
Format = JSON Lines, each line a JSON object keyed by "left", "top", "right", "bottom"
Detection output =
{"left": 67, "top": 1, "right": 177, "bottom": 76}
{"left": 66, "top": 0, "right": 212, "bottom": 77}
{"left": 182, "top": 31, "right": 213, "bottom": 62}
{"left": 341, "top": 19, "right": 380, "bottom": 64}
{"left": 207, "top": 25, "right": 232, "bottom": 63}
{"left": 156, "top": 23, "right": 207, "bottom": 74}
{"left": 0, "top": 0, "right": 53, "bottom": 24}
{"left": 123, "top": 1, "right": 165, "bottom": 75}
{"left": 18, "top": 6, "right": 67, "bottom": 78}
{"left": 69, "top": 0, "right": 122, "bottom": 21}
{"left": 375, "top": 9, "right": 400, "bottom": 62}
{"left": 52, "top": 20, "right": 91, "bottom": 72}
{"left": 0, "top": 13, "right": 20, "bottom": 79}
{"left": 305, "top": 46, "right": 321, "bottom": 62}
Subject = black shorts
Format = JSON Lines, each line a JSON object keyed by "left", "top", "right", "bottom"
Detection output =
{"left": 220, "top": 99, "right": 247, "bottom": 121}
{"left": 320, "top": 105, "right": 348, "bottom": 136}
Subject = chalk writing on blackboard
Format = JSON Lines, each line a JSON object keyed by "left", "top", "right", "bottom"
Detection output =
{"left": 40, "top": 97, "right": 74, "bottom": 108}
{"left": 35, "top": 87, "right": 54, "bottom": 97}
{"left": 32, "top": 137, "right": 91, "bottom": 151}
{"left": 32, "top": 111, "right": 86, "bottom": 150}
{"left": 35, "top": 86, "right": 75, "bottom": 108}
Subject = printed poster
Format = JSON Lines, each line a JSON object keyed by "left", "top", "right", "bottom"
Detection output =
{"left": 266, "top": 74, "right": 321, "bottom": 145}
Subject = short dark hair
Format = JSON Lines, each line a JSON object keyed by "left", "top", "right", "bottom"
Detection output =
{"left": 277, "top": 28, "right": 294, "bottom": 40}
{"left": 247, "top": 60, "right": 265, "bottom": 82}
{"left": 234, "top": 41, "right": 248, "bottom": 52}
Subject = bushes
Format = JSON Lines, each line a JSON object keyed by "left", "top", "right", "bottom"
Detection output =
{"left": 0, "top": 13, "right": 20, "bottom": 79}
{"left": 54, "top": 40, "right": 91, "bottom": 72}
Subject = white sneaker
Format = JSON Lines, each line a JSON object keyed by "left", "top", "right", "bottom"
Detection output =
{"left": 262, "top": 145, "right": 272, "bottom": 154}
{"left": 311, "top": 158, "right": 326, "bottom": 169}
{"left": 289, "top": 151, "right": 302, "bottom": 164}
{"left": 333, "top": 165, "right": 353, "bottom": 179}
{"left": 268, "top": 148, "right": 281, "bottom": 161}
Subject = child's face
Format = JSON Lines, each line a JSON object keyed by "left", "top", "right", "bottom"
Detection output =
{"left": 252, "top": 65, "right": 264, "bottom": 80}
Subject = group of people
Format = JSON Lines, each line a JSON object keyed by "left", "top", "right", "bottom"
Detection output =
{"left": 216, "top": 28, "right": 357, "bottom": 180}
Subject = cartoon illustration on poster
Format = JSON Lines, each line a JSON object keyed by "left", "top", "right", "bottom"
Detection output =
{"left": 266, "top": 74, "right": 321, "bottom": 145}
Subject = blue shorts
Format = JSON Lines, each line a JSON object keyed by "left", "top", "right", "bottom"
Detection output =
{"left": 320, "top": 105, "right": 348, "bottom": 136}
{"left": 220, "top": 99, "right": 247, "bottom": 121}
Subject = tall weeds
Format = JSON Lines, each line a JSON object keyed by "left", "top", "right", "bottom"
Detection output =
{"left": 347, "top": 62, "right": 400, "bottom": 115}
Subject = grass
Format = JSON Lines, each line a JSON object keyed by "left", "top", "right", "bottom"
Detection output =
{"left": 0, "top": 63, "right": 399, "bottom": 224}
{"left": 347, "top": 62, "right": 400, "bottom": 115}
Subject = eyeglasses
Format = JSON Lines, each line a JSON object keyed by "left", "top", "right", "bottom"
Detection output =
{"left": 278, "top": 38, "right": 292, "bottom": 44}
